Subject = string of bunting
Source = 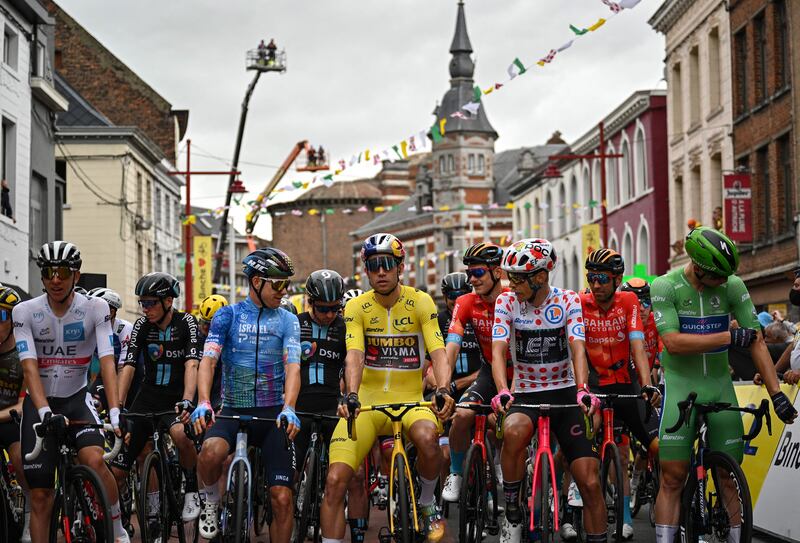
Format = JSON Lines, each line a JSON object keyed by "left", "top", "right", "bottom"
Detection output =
{"left": 240, "top": 0, "right": 641, "bottom": 217}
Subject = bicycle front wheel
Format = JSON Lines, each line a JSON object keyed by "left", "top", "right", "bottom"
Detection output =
{"left": 248, "top": 447, "right": 269, "bottom": 536}
{"left": 390, "top": 454, "right": 414, "bottom": 543}
{"left": 64, "top": 464, "right": 114, "bottom": 543}
{"left": 293, "top": 446, "right": 317, "bottom": 543}
{"left": 459, "top": 444, "right": 485, "bottom": 543}
{"left": 139, "top": 450, "right": 164, "bottom": 543}
{"left": 681, "top": 451, "right": 753, "bottom": 543}
{"left": 601, "top": 442, "right": 625, "bottom": 543}
{"left": 222, "top": 460, "right": 249, "bottom": 543}
{"left": 538, "top": 458, "right": 552, "bottom": 543}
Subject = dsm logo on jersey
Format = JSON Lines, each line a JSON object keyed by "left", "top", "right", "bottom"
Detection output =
{"left": 63, "top": 322, "right": 85, "bottom": 342}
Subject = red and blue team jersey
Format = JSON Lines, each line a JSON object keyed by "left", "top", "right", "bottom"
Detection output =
{"left": 580, "top": 291, "right": 644, "bottom": 385}
{"left": 203, "top": 297, "right": 300, "bottom": 409}
{"left": 643, "top": 312, "right": 661, "bottom": 370}
{"left": 448, "top": 290, "right": 512, "bottom": 378}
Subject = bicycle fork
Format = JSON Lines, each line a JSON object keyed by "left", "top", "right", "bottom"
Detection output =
{"left": 225, "top": 429, "right": 253, "bottom": 531}
{"left": 388, "top": 422, "right": 420, "bottom": 534}
{"left": 530, "top": 415, "right": 559, "bottom": 532}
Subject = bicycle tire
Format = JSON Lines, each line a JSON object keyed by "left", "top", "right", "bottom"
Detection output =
{"left": 630, "top": 448, "right": 642, "bottom": 518}
{"left": 65, "top": 464, "right": 114, "bottom": 543}
{"left": 139, "top": 450, "right": 164, "bottom": 543}
{"left": 293, "top": 446, "right": 317, "bottom": 543}
{"left": 527, "top": 456, "right": 554, "bottom": 543}
{"left": 680, "top": 451, "right": 753, "bottom": 543}
{"left": 48, "top": 491, "right": 63, "bottom": 543}
{"left": 163, "top": 449, "right": 188, "bottom": 543}
{"left": 230, "top": 460, "right": 249, "bottom": 543}
{"left": 649, "top": 460, "right": 660, "bottom": 528}
{"left": 248, "top": 447, "right": 268, "bottom": 536}
{"left": 601, "top": 442, "right": 624, "bottom": 543}
{"left": 485, "top": 441, "right": 500, "bottom": 535}
{"left": 459, "top": 444, "right": 485, "bottom": 543}
{"left": 391, "top": 454, "right": 414, "bottom": 543}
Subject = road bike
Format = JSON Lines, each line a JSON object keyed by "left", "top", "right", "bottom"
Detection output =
{"left": 213, "top": 413, "right": 289, "bottom": 543}
{"left": 348, "top": 400, "right": 437, "bottom": 543}
{"left": 292, "top": 411, "right": 340, "bottom": 543}
{"left": 455, "top": 402, "right": 500, "bottom": 542}
{"left": 26, "top": 417, "right": 122, "bottom": 542}
{"left": 629, "top": 435, "right": 659, "bottom": 527}
{"left": 665, "top": 392, "right": 771, "bottom": 543}
{"left": 126, "top": 411, "right": 199, "bottom": 543}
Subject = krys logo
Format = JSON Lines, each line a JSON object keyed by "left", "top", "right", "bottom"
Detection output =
{"left": 301, "top": 341, "right": 317, "bottom": 361}
{"left": 63, "top": 322, "right": 85, "bottom": 342}
{"left": 148, "top": 343, "right": 165, "bottom": 360}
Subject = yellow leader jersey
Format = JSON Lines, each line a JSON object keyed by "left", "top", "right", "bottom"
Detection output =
{"left": 344, "top": 285, "right": 445, "bottom": 402}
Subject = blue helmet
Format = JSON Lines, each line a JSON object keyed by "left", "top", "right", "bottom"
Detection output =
{"left": 242, "top": 247, "right": 294, "bottom": 279}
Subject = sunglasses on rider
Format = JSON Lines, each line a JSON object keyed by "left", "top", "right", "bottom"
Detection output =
{"left": 639, "top": 298, "right": 652, "bottom": 309}
{"left": 696, "top": 267, "right": 725, "bottom": 282}
{"left": 255, "top": 278, "right": 290, "bottom": 292}
{"left": 138, "top": 299, "right": 159, "bottom": 309}
{"left": 365, "top": 256, "right": 399, "bottom": 273}
{"left": 41, "top": 266, "right": 74, "bottom": 280}
{"left": 586, "top": 272, "right": 612, "bottom": 285}
{"left": 314, "top": 303, "right": 342, "bottom": 314}
{"left": 445, "top": 290, "right": 469, "bottom": 301}
{"left": 0, "top": 309, "right": 9, "bottom": 322}
{"left": 465, "top": 268, "right": 490, "bottom": 279}
{"left": 507, "top": 271, "right": 534, "bottom": 284}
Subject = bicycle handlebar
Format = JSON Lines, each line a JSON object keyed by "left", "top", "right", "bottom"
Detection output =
{"left": 665, "top": 392, "right": 772, "bottom": 440}
{"left": 213, "top": 413, "right": 292, "bottom": 451}
{"left": 26, "top": 421, "right": 122, "bottom": 462}
{"left": 455, "top": 403, "right": 495, "bottom": 413}
{"left": 594, "top": 392, "right": 655, "bottom": 423}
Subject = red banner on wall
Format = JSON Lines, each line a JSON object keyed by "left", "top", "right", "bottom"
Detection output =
{"left": 723, "top": 173, "right": 752, "bottom": 243}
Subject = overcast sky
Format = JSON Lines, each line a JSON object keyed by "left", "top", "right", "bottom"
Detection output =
{"left": 56, "top": 0, "right": 666, "bottom": 239}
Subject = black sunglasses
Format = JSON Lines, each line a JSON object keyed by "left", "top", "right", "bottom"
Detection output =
{"left": 445, "top": 290, "right": 469, "bottom": 301}
{"left": 139, "top": 299, "right": 159, "bottom": 309}
{"left": 365, "top": 256, "right": 399, "bottom": 273}
{"left": 314, "top": 303, "right": 341, "bottom": 314}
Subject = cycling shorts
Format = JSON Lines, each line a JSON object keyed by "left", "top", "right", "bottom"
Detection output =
{"left": 506, "top": 386, "right": 599, "bottom": 464}
{"left": 328, "top": 405, "right": 440, "bottom": 471}
{"left": 21, "top": 388, "right": 105, "bottom": 489}
{"left": 205, "top": 406, "right": 296, "bottom": 488}
{"left": 591, "top": 383, "right": 658, "bottom": 448}
{"left": 0, "top": 420, "right": 19, "bottom": 449}
{"left": 111, "top": 386, "right": 182, "bottom": 471}
{"left": 659, "top": 371, "right": 743, "bottom": 463}
{"left": 460, "top": 364, "right": 498, "bottom": 405}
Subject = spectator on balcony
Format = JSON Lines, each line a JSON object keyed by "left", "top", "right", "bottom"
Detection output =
{"left": 1, "top": 179, "right": 13, "bottom": 222}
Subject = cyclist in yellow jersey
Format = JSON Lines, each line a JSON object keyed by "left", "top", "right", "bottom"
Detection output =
{"left": 320, "top": 233, "right": 455, "bottom": 543}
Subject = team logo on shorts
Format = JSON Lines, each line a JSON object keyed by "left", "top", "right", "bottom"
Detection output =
{"left": 544, "top": 305, "right": 563, "bottom": 324}
{"left": 301, "top": 341, "right": 317, "bottom": 360}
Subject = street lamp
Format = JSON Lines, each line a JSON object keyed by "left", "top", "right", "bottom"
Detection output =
{"left": 213, "top": 40, "right": 287, "bottom": 285}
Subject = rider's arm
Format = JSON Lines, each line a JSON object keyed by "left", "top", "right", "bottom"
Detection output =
{"left": 419, "top": 293, "right": 450, "bottom": 390}
{"left": 774, "top": 342, "right": 794, "bottom": 374}
{"left": 565, "top": 290, "right": 590, "bottom": 388}
{"left": 444, "top": 297, "right": 469, "bottom": 373}
{"left": 454, "top": 368, "right": 480, "bottom": 391}
{"left": 12, "top": 304, "right": 49, "bottom": 416}
{"left": 181, "top": 314, "right": 202, "bottom": 402}
{"left": 728, "top": 277, "right": 782, "bottom": 395}
{"left": 652, "top": 277, "right": 731, "bottom": 355}
{"left": 118, "top": 318, "right": 145, "bottom": 405}
{"left": 282, "top": 312, "right": 301, "bottom": 410}
{"left": 343, "top": 297, "right": 366, "bottom": 395}
{"left": 92, "top": 298, "right": 121, "bottom": 411}
{"left": 491, "top": 292, "right": 514, "bottom": 391}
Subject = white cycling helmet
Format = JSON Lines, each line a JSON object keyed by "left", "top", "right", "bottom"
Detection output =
{"left": 501, "top": 238, "right": 558, "bottom": 274}
{"left": 342, "top": 288, "right": 364, "bottom": 305}
{"left": 87, "top": 287, "right": 122, "bottom": 310}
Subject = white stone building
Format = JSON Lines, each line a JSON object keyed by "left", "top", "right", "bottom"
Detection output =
{"left": 649, "top": 0, "right": 734, "bottom": 266}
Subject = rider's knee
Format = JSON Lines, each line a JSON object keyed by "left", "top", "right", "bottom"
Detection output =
{"left": 270, "top": 487, "right": 293, "bottom": 513}
{"left": 502, "top": 423, "right": 528, "bottom": 449}
{"left": 453, "top": 408, "right": 473, "bottom": 427}
{"left": 325, "top": 466, "right": 352, "bottom": 500}
{"left": 575, "top": 472, "right": 602, "bottom": 499}
{"left": 199, "top": 439, "right": 226, "bottom": 466}
{"left": 30, "top": 488, "right": 54, "bottom": 511}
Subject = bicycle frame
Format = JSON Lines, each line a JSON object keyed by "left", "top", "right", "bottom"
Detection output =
{"left": 226, "top": 422, "right": 254, "bottom": 533}
{"left": 351, "top": 401, "right": 434, "bottom": 535}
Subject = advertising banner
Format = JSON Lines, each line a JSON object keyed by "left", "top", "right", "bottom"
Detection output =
{"left": 193, "top": 235, "right": 213, "bottom": 310}
{"left": 581, "top": 223, "right": 601, "bottom": 287}
{"left": 723, "top": 173, "right": 753, "bottom": 243}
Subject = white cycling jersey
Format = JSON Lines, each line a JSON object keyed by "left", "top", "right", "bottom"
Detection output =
{"left": 492, "top": 286, "right": 585, "bottom": 394}
{"left": 112, "top": 318, "right": 133, "bottom": 368}
{"left": 13, "top": 293, "right": 114, "bottom": 398}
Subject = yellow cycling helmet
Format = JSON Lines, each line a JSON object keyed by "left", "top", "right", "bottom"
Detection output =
{"left": 0, "top": 286, "right": 21, "bottom": 310}
{"left": 199, "top": 294, "right": 228, "bottom": 321}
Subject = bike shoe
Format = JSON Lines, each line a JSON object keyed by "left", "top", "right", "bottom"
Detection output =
{"left": 441, "top": 473, "right": 462, "bottom": 502}
{"left": 182, "top": 491, "right": 201, "bottom": 521}
{"left": 500, "top": 516, "right": 523, "bottom": 543}
{"left": 199, "top": 500, "right": 219, "bottom": 539}
{"left": 560, "top": 522, "right": 578, "bottom": 541}
{"left": 420, "top": 503, "right": 446, "bottom": 542}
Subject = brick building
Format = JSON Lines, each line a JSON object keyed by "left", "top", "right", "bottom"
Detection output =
{"left": 45, "top": 1, "right": 188, "bottom": 163}
{"left": 268, "top": 179, "right": 383, "bottom": 282}
{"left": 351, "top": 0, "right": 512, "bottom": 294}
{"left": 729, "top": 0, "right": 798, "bottom": 307}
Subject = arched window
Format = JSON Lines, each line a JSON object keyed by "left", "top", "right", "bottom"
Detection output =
{"left": 533, "top": 198, "right": 541, "bottom": 237}
{"left": 635, "top": 126, "right": 648, "bottom": 192}
{"left": 622, "top": 229, "right": 633, "bottom": 275}
{"left": 515, "top": 207, "right": 522, "bottom": 237}
{"left": 592, "top": 159, "right": 601, "bottom": 220}
{"left": 609, "top": 232, "right": 619, "bottom": 252}
{"left": 558, "top": 182, "right": 567, "bottom": 237}
{"left": 620, "top": 139, "right": 631, "bottom": 203}
{"left": 606, "top": 144, "right": 618, "bottom": 208}
{"left": 637, "top": 220, "right": 651, "bottom": 273}
{"left": 545, "top": 191, "right": 554, "bottom": 239}
{"left": 524, "top": 205, "right": 531, "bottom": 237}
{"left": 571, "top": 251, "right": 581, "bottom": 292}
{"left": 569, "top": 173, "right": 578, "bottom": 232}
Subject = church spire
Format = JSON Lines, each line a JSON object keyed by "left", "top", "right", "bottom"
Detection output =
{"left": 449, "top": 0, "right": 474, "bottom": 80}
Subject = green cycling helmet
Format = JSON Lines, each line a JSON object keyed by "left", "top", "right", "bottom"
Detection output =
{"left": 685, "top": 227, "right": 739, "bottom": 277}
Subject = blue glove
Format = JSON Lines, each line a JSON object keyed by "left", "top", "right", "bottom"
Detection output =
{"left": 191, "top": 400, "right": 214, "bottom": 424}
{"left": 279, "top": 406, "right": 301, "bottom": 430}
